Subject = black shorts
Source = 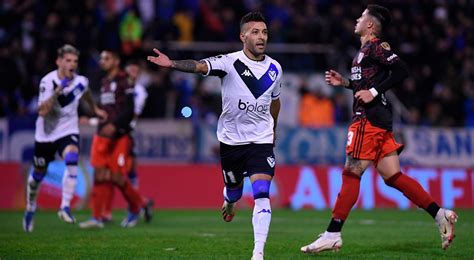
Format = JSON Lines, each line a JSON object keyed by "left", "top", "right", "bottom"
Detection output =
{"left": 33, "top": 134, "right": 80, "bottom": 170}
{"left": 220, "top": 142, "right": 275, "bottom": 188}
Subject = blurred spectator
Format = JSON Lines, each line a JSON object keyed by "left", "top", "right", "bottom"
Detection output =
{"left": 298, "top": 80, "right": 335, "bottom": 128}
{"left": 0, "top": 0, "right": 471, "bottom": 128}
{"left": 120, "top": 9, "right": 143, "bottom": 55}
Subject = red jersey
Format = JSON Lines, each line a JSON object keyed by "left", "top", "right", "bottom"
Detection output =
{"left": 98, "top": 71, "right": 135, "bottom": 137}
{"left": 349, "top": 38, "right": 407, "bottom": 131}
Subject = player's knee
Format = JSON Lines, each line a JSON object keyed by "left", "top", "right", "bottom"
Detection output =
{"left": 224, "top": 186, "right": 243, "bottom": 203}
{"left": 252, "top": 179, "right": 271, "bottom": 199}
{"left": 31, "top": 169, "right": 46, "bottom": 182}
{"left": 111, "top": 173, "right": 125, "bottom": 187}
{"left": 342, "top": 168, "right": 362, "bottom": 180}
{"left": 64, "top": 152, "right": 79, "bottom": 166}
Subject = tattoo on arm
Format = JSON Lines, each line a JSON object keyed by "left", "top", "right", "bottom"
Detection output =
{"left": 172, "top": 60, "right": 199, "bottom": 73}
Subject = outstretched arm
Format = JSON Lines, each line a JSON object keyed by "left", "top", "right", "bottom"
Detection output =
{"left": 147, "top": 48, "right": 208, "bottom": 74}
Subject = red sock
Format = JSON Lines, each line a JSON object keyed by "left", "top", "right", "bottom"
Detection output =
{"left": 91, "top": 181, "right": 108, "bottom": 220}
{"left": 118, "top": 179, "right": 144, "bottom": 214}
{"left": 332, "top": 169, "right": 361, "bottom": 221}
{"left": 103, "top": 183, "right": 114, "bottom": 219}
{"left": 385, "top": 172, "right": 434, "bottom": 209}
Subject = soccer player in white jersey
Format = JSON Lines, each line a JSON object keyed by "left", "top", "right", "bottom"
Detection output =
{"left": 148, "top": 12, "right": 282, "bottom": 260}
{"left": 23, "top": 44, "right": 107, "bottom": 232}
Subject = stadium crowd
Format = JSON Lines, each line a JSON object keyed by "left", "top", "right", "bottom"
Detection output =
{"left": 0, "top": 0, "right": 473, "bottom": 126}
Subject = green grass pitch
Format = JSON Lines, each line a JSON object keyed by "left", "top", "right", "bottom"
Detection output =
{"left": 1, "top": 209, "right": 473, "bottom": 259}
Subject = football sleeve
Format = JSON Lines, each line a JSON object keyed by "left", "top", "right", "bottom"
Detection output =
{"left": 76, "top": 76, "right": 89, "bottom": 99}
{"left": 38, "top": 78, "right": 55, "bottom": 105}
{"left": 370, "top": 42, "right": 409, "bottom": 93}
{"left": 202, "top": 54, "right": 229, "bottom": 78}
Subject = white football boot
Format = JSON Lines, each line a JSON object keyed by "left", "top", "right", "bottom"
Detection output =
{"left": 23, "top": 211, "right": 35, "bottom": 233}
{"left": 79, "top": 218, "right": 104, "bottom": 229}
{"left": 58, "top": 207, "right": 76, "bottom": 224}
{"left": 301, "top": 231, "right": 342, "bottom": 254}
{"left": 435, "top": 208, "right": 458, "bottom": 250}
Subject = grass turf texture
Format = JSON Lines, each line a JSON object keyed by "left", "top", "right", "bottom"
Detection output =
{"left": 1, "top": 209, "right": 472, "bottom": 259}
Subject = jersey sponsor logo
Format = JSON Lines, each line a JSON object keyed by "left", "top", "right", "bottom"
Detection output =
{"left": 380, "top": 42, "right": 391, "bottom": 50}
{"left": 238, "top": 99, "right": 269, "bottom": 114}
{"left": 387, "top": 54, "right": 398, "bottom": 62}
{"left": 267, "top": 156, "right": 275, "bottom": 168}
{"left": 101, "top": 92, "right": 116, "bottom": 105}
{"left": 234, "top": 60, "right": 279, "bottom": 99}
{"left": 351, "top": 66, "right": 362, "bottom": 80}
{"left": 241, "top": 69, "right": 252, "bottom": 77}
{"left": 357, "top": 52, "right": 364, "bottom": 64}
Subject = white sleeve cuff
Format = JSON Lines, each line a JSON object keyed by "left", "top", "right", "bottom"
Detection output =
{"left": 369, "top": 87, "right": 378, "bottom": 97}
{"left": 202, "top": 59, "right": 211, "bottom": 76}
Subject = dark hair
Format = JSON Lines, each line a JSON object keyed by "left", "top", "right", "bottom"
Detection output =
{"left": 57, "top": 44, "right": 79, "bottom": 57}
{"left": 240, "top": 12, "right": 266, "bottom": 31}
{"left": 102, "top": 49, "right": 120, "bottom": 59}
{"left": 125, "top": 59, "right": 140, "bottom": 67}
{"left": 367, "top": 4, "right": 392, "bottom": 29}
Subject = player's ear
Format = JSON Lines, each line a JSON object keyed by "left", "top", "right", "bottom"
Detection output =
{"left": 55, "top": 57, "right": 61, "bottom": 67}
{"left": 367, "top": 20, "right": 373, "bottom": 30}
{"left": 240, "top": 32, "right": 245, "bottom": 43}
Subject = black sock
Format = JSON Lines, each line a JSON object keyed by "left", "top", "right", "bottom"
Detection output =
{"left": 426, "top": 202, "right": 441, "bottom": 219}
{"left": 327, "top": 218, "right": 345, "bottom": 232}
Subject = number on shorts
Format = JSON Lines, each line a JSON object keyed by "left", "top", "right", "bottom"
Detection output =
{"left": 117, "top": 153, "right": 125, "bottom": 166}
{"left": 222, "top": 170, "right": 237, "bottom": 184}
{"left": 33, "top": 156, "right": 46, "bottom": 167}
{"left": 347, "top": 131, "right": 354, "bottom": 146}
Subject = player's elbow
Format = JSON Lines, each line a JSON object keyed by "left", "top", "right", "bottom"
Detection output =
{"left": 197, "top": 62, "right": 209, "bottom": 74}
{"left": 395, "top": 60, "right": 410, "bottom": 81}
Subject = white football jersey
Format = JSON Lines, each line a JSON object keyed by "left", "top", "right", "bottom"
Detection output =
{"left": 35, "top": 70, "right": 88, "bottom": 142}
{"left": 203, "top": 51, "right": 282, "bottom": 145}
{"left": 134, "top": 83, "right": 148, "bottom": 116}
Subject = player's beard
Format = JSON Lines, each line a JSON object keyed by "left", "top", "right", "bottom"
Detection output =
{"left": 249, "top": 43, "right": 266, "bottom": 59}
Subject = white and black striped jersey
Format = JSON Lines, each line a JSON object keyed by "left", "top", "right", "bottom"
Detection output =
{"left": 35, "top": 70, "right": 88, "bottom": 142}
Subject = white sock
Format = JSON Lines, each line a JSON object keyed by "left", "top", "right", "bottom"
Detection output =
{"left": 324, "top": 231, "right": 341, "bottom": 239}
{"left": 26, "top": 175, "right": 40, "bottom": 212}
{"left": 60, "top": 165, "right": 77, "bottom": 209}
{"left": 252, "top": 198, "right": 272, "bottom": 256}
